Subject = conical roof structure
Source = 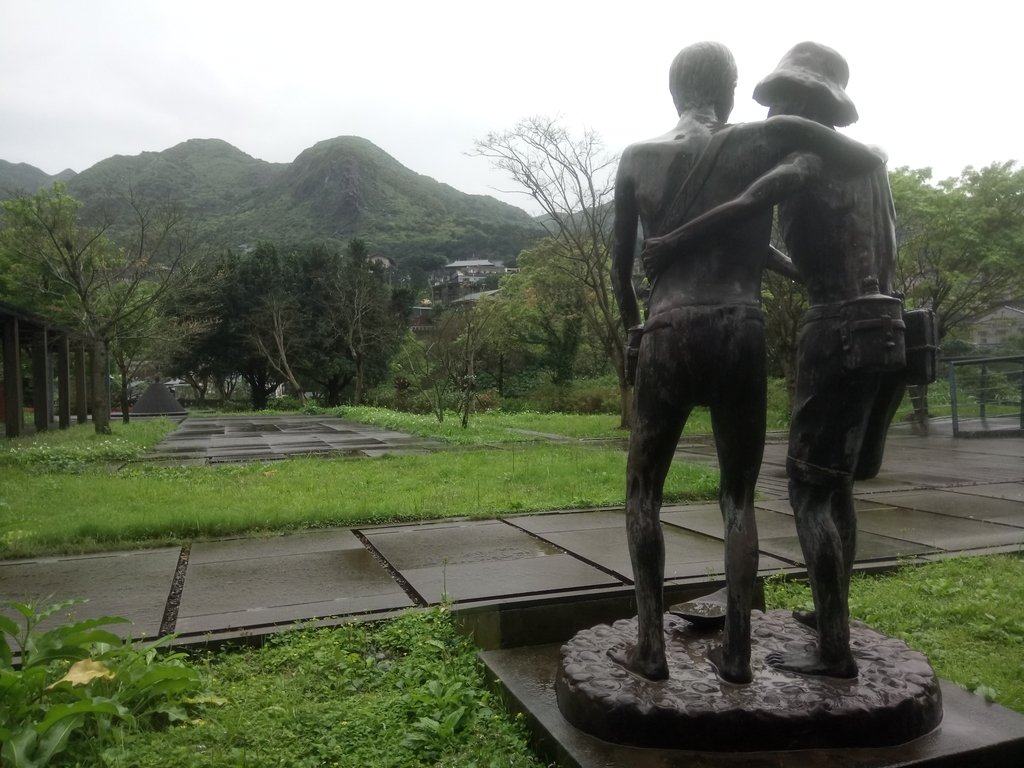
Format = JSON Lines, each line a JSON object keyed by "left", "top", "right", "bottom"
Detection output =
{"left": 132, "top": 381, "right": 186, "bottom": 416}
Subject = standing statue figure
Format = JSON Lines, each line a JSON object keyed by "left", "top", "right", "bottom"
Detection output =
{"left": 610, "top": 41, "right": 884, "bottom": 683}
{"left": 749, "top": 42, "right": 907, "bottom": 678}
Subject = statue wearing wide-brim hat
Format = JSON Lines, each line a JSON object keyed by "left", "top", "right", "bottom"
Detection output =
{"left": 753, "top": 41, "right": 859, "bottom": 127}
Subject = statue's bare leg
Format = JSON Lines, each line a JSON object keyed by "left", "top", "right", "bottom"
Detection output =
{"left": 791, "top": 482, "right": 856, "bottom": 630}
{"left": 767, "top": 479, "right": 858, "bottom": 678}
{"left": 704, "top": 344, "right": 764, "bottom": 684}
{"left": 608, "top": 338, "right": 687, "bottom": 681}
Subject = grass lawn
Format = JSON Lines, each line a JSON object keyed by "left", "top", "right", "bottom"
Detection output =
{"left": 0, "top": 416, "right": 719, "bottom": 558}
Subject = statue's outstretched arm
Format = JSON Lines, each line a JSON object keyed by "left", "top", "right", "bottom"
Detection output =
{"left": 643, "top": 152, "right": 821, "bottom": 272}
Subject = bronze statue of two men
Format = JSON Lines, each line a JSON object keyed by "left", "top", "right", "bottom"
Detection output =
{"left": 611, "top": 41, "right": 906, "bottom": 683}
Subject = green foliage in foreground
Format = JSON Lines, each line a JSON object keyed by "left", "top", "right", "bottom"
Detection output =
{"left": 0, "top": 599, "right": 205, "bottom": 768}
{"left": 100, "top": 609, "right": 544, "bottom": 768}
{"left": 0, "top": 445, "right": 718, "bottom": 557}
{"left": 765, "top": 555, "right": 1024, "bottom": 713}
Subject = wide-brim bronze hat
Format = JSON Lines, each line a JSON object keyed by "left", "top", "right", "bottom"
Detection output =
{"left": 753, "top": 41, "right": 859, "bottom": 127}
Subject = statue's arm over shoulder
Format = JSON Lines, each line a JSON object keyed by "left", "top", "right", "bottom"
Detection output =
{"left": 760, "top": 115, "right": 883, "bottom": 174}
{"left": 643, "top": 152, "right": 822, "bottom": 256}
{"left": 611, "top": 153, "right": 642, "bottom": 332}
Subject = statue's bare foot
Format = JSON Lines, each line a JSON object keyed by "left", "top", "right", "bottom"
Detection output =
{"left": 707, "top": 644, "right": 752, "bottom": 684}
{"left": 792, "top": 610, "right": 817, "bottom": 629}
{"left": 766, "top": 649, "right": 858, "bottom": 679}
{"left": 607, "top": 644, "right": 669, "bottom": 681}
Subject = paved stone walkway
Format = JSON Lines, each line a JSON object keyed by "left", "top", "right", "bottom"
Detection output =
{"left": 1, "top": 420, "right": 1022, "bottom": 645}
{"left": 144, "top": 414, "right": 443, "bottom": 464}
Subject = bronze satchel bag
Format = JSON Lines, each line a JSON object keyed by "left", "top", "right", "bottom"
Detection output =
{"left": 837, "top": 294, "right": 906, "bottom": 372}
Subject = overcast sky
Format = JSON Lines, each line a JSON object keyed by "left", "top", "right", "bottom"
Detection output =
{"left": 1, "top": 1, "right": 1018, "bottom": 213}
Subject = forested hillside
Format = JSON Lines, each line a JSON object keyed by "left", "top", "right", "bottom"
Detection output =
{"left": 0, "top": 137, "right": 542, "bottom": 268}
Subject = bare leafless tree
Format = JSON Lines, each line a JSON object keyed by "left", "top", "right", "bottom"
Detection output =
{"left": 472, "top": 116, "right": 630, "bottom": 426}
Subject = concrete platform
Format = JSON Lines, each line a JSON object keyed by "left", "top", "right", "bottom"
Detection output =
{"left": 482, "top": 643, "right": 1024, "bottom": 767}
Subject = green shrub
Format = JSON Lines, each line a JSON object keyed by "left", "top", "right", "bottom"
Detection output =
{"left": 526, "top": 377, "right": 619, "bottom": 414}
{"left": 0, "top": 599, "right": 207, "bottom": 767}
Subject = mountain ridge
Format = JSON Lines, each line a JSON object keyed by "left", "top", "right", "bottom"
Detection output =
{"left": 0, "top": 137, "right": 541, "bottom": 266}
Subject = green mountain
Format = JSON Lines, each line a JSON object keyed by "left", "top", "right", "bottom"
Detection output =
{"left": 0, "top": 137, "right": 541, "bottom": 266}
{"left": 0, "top": 160, "right": 76, "bottom": 195}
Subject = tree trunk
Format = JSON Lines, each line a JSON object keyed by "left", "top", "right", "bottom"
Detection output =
{"left": 90, "top": 339, "right": 111, "bottom": 434}
{"left": 460, "top": 353, "right": 476, "bottom": 429}
{"left": 184, "top": 374, "right": 208, "bottom": 405}
{"left": 353, "top": 355, "right": 365, "bottom": 406}
{"left": 120, "top": 375, "right": 131, "bottom": 424}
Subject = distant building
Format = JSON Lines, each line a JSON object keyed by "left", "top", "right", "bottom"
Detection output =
{"left": 430, "top": 259, "right": 516, "bottom": 305}
{"left": 409, "top": 304, "right": 434, "bottom": 332}
{"left": 971, "top": 305, "right": 1024, "bottom": 351}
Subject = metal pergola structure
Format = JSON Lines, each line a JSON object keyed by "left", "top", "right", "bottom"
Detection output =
{"left": 0, "top": 299, "right": 89, "bottom": 438}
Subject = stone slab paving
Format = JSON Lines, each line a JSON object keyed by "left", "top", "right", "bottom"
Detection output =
{"left": 659, "top": 503, "right": 937, "bottom": 566}
{"left": 856, "top": 506, "right": 1024, "bottom": 550}
{"left": 862, "top": 490, "right": 1024, "bottom": 526}
{"left": 0, "top": 548, "right": 179, "bottom": 639}
{"left": 175, "top": 530, "right": 412, "bottom": 636}
{"left": 360, "top": 519, "right": 619, "bottom": 604}
{"left": 511, "top": 510, "right": 791, "bottom": 580}
{"left": 147, "top": 415, "right": 443, "bottom": 463}
{"left": 952, "top": 482, "right": 1024, "bottom": 502}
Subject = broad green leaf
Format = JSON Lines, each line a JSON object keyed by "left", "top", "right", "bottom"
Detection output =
{"left": 0, "top": 613, "right": 19, "bottom": 638}
{"left": 0, "top": 632, "right": 12, "bottom": 668}
{"left": 1, "top": 726, "right": 41, "bottom": 768}
{"left": 34, "top": 714, "right": 85, "bottom": 765}
{"left": 34, "top": 699, "right": 125, "bottom": 735}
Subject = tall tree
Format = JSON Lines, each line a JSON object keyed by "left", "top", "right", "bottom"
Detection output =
{"left": 494, "top": 238, "right": 587, "bottom": 385}
{"left": 322, "top": 239, "right": 409, "bottom": 405}
{"left": 891, "top": 163, "right": 1024, "bottom": 423}
{"left": 394, "top": 299, "right": 498, "bottom": 426}
{"left": 245, "top": 244, "right": 309, "bottom": 403}
{"left": 0, "top": 183, "right": 196, "bottom": 433}
{"left": 473, "top": 117, "right": 628, "bottom": 426}
{"left": 891, "top": 162, "right": 1024, "bottom": 341}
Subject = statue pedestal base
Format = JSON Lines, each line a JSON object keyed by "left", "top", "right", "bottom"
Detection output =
{"left": 481, "top": 615, "right": 1024, "bottom": 767}
{"left": 556, "top": 610, "right": 941, "bottom": 750}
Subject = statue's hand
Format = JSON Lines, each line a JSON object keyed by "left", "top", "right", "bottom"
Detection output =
{"left": 625, "top": 325, "right": 643, "bottom": 386}
{"left": 641, "top": 237, "right": 669, "bottom": 277}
